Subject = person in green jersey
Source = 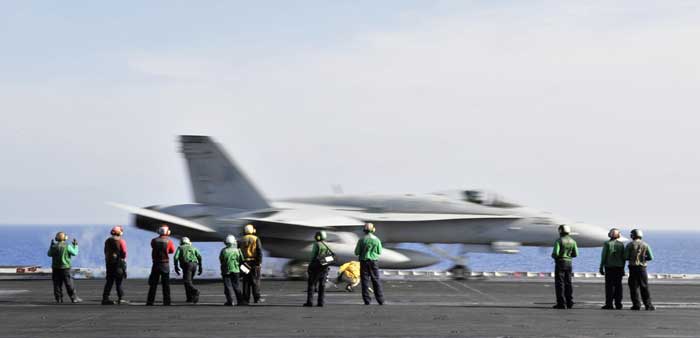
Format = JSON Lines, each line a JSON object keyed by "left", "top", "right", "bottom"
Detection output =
{"left": 626, "top": 229, "right": 655, "bottom": 311}
{"left": 600, "top": 228, "right": 625, "bottom": 310}
{"left": 174, "top": 237, "right": 203, "bottom": 303}
{"left": 47, "top": 231, "right": 82, "bottom": 303}
{"left": 303, "top": 231, "right": 335, "bottom": 307}
{"left": 354, "top": 223, "right": 384, "bottom": 305}
{"left": 551, "top": 224, "right": 578, "bottom": 309}
{"left": 220, "top": 235, "right": 245, "bottom": 306}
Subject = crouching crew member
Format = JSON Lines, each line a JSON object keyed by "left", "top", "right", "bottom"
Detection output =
{"left": 240, "top": 224, "right": 264, "bottom": 304}
{"left": 626, "top": 229, "right": 655, "bottom": 311}
{"left": 102, "top": 226, "right": 128, "bottom": 305}
{"left": 47, "top": 232, "right": 82, "bottom": 303}
{"left": 336, "top": 261, "right": 361, "bottom": 292}
{"left": 355, "top": 223, "right": 385, "bottom": 305}
{"left": 174, "top": 237, "right": 203, "bottom": 303}
{"left": 304, "top": 231, "right": 335, "bottom": 307}
{"left": 599, "top": 228, "right": 625, "bottom": 310}
{"left": 551, "top": 224, "right": 578, "bottom": 309}
{"left": 220, "top": 235, "right": 245, "bottom": 306}
{"left": 147, "top": 225, "right": 175, "bottom": 306}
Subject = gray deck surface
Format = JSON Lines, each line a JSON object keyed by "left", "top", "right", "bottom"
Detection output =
{"left": 1, "top": 278, "right": 699, "bottom": 338}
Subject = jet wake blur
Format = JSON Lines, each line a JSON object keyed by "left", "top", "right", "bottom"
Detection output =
{"left": 111, "top": 135, "right": 609, "bottom": 275}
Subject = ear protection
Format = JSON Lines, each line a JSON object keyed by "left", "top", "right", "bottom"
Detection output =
{"left": 244, "top": 224, "right": 256, "bottom": 235}
{"left": 315, "top": 231, "right": 327, "bottom": 241}
{"left": 363, "top": 223, "right": 376, "bottom": 233}
{"left": 158, "top": 225, "right": 171, "bottom": 236}
{"left": 111, "top": 226, "right": 124, "bottom": 236}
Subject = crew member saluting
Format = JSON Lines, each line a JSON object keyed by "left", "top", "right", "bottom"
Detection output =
{"left": 47, "top": 232, "right": 82, "bottom": 303}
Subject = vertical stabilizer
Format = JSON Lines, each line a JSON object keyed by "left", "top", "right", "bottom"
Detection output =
{"left": 180, "top": 135, "right": 270, "bottom": 210}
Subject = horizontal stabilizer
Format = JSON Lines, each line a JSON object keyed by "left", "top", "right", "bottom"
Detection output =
{"left": 107, "top": 202, "right": 216, "bottom": 233}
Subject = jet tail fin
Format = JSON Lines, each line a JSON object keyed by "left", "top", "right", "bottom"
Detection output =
{"left": 180, "top": 135, "right": 270, "bottom": 210}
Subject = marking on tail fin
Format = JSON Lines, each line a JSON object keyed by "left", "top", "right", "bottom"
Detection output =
{"left": 180, "top": 135, "right": 270, "bottom": 210}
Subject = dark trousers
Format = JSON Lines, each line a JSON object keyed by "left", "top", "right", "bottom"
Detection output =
{"left": 306, "top": 262, "right": 329, "bottom": 305}
{"left": 604, "top": 266, "right": 624, "bottom": 308}
{"left": 147, "top": 264, "right": 171, "bottom": 305}
{"left": 242, "top": 263, "right": 261, "bottom": 303}
{"left": 628, "top": 266, "right": 652, "bottom": 307}
{"left": 554, "top": 260, "right": 573, "bottom": 307}
{"left": 360, "top": 260, "right": 384, "bottom": 305}
{"left": 102, "top": 264, "right": 124, "bottom": 300}
{"left": 51, "top": 268, "right": 76, "bottom": 301}
{"left": 222, "top": 272, "right": 243, "bottom": 305}
{"left": 182, "top": 262, "right": 199, "bottom": 301}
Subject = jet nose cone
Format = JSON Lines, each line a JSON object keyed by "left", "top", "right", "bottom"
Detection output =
{"left": 572, "top": 223, "right": 609, "bottom": 247}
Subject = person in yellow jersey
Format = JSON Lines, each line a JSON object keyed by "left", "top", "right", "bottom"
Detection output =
{"left": 336, "top": 261, "right": 361, "bottom": 292}
{"left": 239, "top": 224, "right": 264, "bottom": 304}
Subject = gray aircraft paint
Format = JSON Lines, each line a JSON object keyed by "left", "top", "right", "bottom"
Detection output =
{"left": 112, "top": 135, "right": 610, "bottom": 269}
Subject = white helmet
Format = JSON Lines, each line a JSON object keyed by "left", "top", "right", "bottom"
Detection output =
{"left": 225, "top": 235, "right": 237, "bottom": 246}
{"left": 181, "top": 237, "right": 191, "bottom": 245}
{"left": 157, "top": 225, "right": 170, "bottom": 236}
{"left": 558, "top": 224, "right": 571, "bottom": 235}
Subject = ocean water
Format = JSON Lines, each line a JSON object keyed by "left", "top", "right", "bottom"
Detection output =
{"left": 1, "top": 225, "right": 698, "bottom": 275}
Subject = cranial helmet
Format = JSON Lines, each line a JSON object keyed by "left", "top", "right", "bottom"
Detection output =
{"left": 315, "top": 231, "right": 327, "bottom": 241}
{"left": 225, "top": 235, "right": 237, "bottom": 246}
{"left": 55, "top": 232, "right": 67, "bottom": 242}
{"left": 558, "top": 224, "right": 571, "bottom": 235}
{"left": 158, "top": 225, "right": 171, "bottom": 236}
{"left": 630, "top": 229, "right": 644, "bottom": 239}
{"left": 608, "top": 228, "right": 620, "bottom": 239}
{"left": 244, "top": 224, "right": 256, "bottom": 235}
{"left": 181, "top": 237, "right": 191, "bottom": 245}
{"left": 111, "top": 226, "right": 124, "bottom": 236}
{"left": 363, "top": 223, "right": 376, "bottom": 233}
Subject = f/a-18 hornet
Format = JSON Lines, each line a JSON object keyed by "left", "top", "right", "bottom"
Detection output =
{"left": 111, "top": 135, "right": 609, "bottom": 276}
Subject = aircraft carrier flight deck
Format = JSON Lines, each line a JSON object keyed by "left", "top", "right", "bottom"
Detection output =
{"left": 2, "top": 278, "right": 700, "bottom": 338}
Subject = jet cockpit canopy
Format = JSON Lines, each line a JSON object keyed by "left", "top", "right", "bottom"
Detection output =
{"left": 463, "top": 190, "right": 520, "bottom": 208}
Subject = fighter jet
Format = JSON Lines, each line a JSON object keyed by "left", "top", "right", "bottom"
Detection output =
{"left": 111, "top": 135, "right": 609, "bottom": 276}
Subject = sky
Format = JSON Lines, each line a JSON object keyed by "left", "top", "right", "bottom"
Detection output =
{"left": 1, "top": 1, "right": 699, "bottom": 230}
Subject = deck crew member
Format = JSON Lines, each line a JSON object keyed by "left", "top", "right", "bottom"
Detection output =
{"left": 626, "top": 229, "right": 655, "bottom": 311}
{"left": 599, "top": 228, "right": 625, "bottom": 310}
{"left": 102, "top": 226, "right": 128, "bottom": 305}
{"left": 146, "top": 225, "right": 175, "bottom": 306}
{"left": 239, "top": 224, "right": 264, "bottom": 304}
{"left": 354, "top": 223, "right": 385, "bottom": 305}
{"left": 551, "top": 224, "right": 578, "bottom": 309}
{"left": 47, "top": 232, "right": 82, "bottom": 303}
{"left": 220, "top": 235, "right": 245, "bottom": 306}
{"left": 174, "top": 237, "right": 203, "bottom": 303}
{"left": 304, "top": 231, "right": 334, "bottom": 307}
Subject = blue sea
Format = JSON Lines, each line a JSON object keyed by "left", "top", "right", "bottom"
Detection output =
{"left": 1, "top": 225, "right": 698, "bottom": 275}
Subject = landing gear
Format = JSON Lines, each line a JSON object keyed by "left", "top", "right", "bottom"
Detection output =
{"left": 447, "top": 264, "right": 471, "bottom": 280}
{"left": 282, "top": 260, "right": 309, "bottom": 280}
{"left": 428, "top": 244, "right": 473, "bottom": 280}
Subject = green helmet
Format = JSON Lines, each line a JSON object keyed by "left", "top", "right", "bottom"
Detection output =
{"left": 315, "top": 231, "right": 327, "bottom": 241}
